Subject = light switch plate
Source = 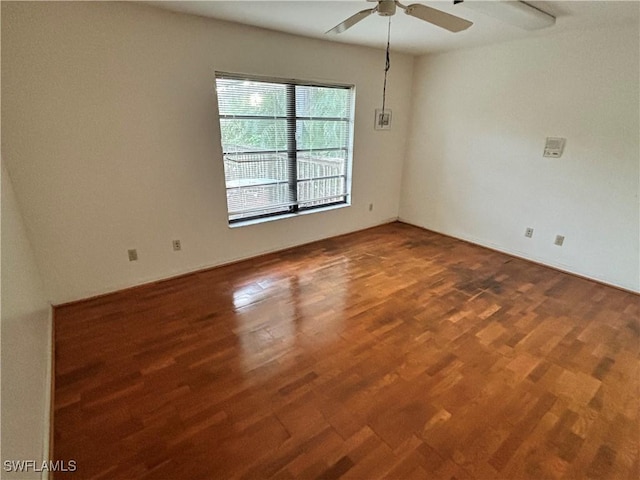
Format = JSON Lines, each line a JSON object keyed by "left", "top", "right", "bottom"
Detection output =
{"left": 374, "top": 109, "right": 392, "bottom": 130}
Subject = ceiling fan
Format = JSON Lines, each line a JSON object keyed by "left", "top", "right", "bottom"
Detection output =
{"left": 326, "top": 0, "right": 473, "bottom": 34}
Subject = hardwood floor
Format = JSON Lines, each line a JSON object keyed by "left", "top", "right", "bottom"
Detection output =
{"left": 53, "top": 222, "right": 639, "bottom": 480}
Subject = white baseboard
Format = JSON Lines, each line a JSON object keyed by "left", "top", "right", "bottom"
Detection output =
{"left": 41, "top": 306, "right": 53, "bottom": 480}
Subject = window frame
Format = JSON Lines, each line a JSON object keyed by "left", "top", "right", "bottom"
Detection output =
{"left": 214, "top": 71, "right": 355, "bottom": 225}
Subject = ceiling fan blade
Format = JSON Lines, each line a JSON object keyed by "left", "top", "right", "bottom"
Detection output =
{"left": 326, "top": 8, "right": 376, "bottom": 34}
{"left": 404, "top": 4, "right": 473, "bottom": 32}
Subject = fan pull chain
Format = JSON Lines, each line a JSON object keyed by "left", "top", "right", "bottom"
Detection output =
{"left": 381, "top": 16, "right": 391, "bottom": 115}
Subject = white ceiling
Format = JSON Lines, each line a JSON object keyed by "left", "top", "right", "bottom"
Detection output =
{"left": 146, "top": 1, "right": 640, "bottom": 55}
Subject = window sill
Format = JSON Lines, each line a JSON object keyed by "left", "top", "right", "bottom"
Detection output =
{"left": 228, "top": 203, "right": 350, "bottom": 228}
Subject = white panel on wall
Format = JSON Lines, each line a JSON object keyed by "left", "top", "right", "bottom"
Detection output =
{"left": 543, "top": 137, "right": 566, "bottom": 158}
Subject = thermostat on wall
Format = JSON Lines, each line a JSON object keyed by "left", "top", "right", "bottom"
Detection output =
{"left": 543, "top": 137, "right": 566, "bottom": 158}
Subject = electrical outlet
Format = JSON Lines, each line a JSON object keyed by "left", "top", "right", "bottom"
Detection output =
{"left": 369, "top": 203, "right": 374, "bottom": 212}
{"left": 525, "top": 227, "right": 534, "bottom": 238}
{"left": 172, "top": 240, "right": 181, "bottom": 251}
{"left": 128, "top": 249, "right": 138, "bottom": 261}
{"left": 554, "top": 235, "right": 565, "bottom": 246}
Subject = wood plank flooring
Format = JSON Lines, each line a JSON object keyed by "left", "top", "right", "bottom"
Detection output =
{"left": 53, "top": 222, "right": 639, "bottom": 479}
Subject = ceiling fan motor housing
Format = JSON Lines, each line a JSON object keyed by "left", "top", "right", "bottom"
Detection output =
{"left": 378, "top": 0, "right": 397, "bottom": 16}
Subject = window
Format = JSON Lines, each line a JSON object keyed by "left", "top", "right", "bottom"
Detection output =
{"left": 214, "top": 72, "right": 354, "bottom": 224}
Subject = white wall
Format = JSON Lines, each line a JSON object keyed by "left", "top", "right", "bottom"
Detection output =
{"left": 1, "top": 161, "right": 52, "bottom": 479}
{"left": 400, "top": 24, "right": 640, "bottom": 292}
{"left": 1, "top": 2, "right": 414, "bottom": 304}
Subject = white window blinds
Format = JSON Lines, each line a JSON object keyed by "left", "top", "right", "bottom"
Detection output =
{"left": 215, "top": 73, "right": 354, "bottom": 223}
